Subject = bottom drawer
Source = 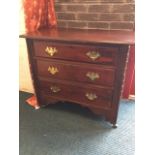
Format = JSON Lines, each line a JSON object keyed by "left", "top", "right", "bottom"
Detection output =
{"left": 38, "top": 79, "right": 113, "bottom": 109}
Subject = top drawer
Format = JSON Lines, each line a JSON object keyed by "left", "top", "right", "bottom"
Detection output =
{"left": 33, "top": 40, "right": 118, "bottom": 65}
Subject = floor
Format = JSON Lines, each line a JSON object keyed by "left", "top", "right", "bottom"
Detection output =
{"left": 19, "top": 91, "right": 135, "bottom": 155}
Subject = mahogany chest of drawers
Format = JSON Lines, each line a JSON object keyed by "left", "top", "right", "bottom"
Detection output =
{"left": 20, "top": 28, "right": 134, "bottom": 127}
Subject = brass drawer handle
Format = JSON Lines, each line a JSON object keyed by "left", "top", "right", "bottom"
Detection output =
{"left": 85, "top": 93, "right": 97, "bottom": 101}
{"left": 86, "top": 72, "right": 100, "bottom": 81}
{"left": 48, "top": 66, "right": 59, "bottom": 75}
{"left": 45, "top": 46, "right": 57, "bottom": 56}
{"left": 50, "top": 86, "right": 61, "bottom": 93}
{"left": 86, "top": 51, "right": 101, "bottom": 61}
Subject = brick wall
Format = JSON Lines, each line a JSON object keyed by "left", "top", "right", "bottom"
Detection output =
{"left": 54, "top": 0, "right": 135, "bottom": 30}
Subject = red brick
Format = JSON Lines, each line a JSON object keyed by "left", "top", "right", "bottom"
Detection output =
{"left": 55, "top": 0, "right": 127, "bottom": 3}
{"left": 88, "top": 5, "right": 112, "bottom": 13}
{"left": 99, "top": 0, "right": 126, "bottom": 2}
{"left": 110, "top": 22, "right": 134, "bottom": 30}
{"left": 67, "top": 5, "right": 87, "bottom": 12}
{"left": 112, "top": 4, "right": 135, "bottom": 13}
{"left": 88, "top": 22, "right": 109, "bottom": 29}
{"left": 100, "top": 14, "right": 123, "bottom": 21}
{"left": 67, "top": 21, "right": 87, "bottom": 28}
{"left": 57, "top": 13, "right": 76, "bottom": 20}
{"left": 55, "top": 0, "right": 73, "bottom": 2}
{"left": 55, "top": 0, "right": 135, "bottom": 31}
{"left": 123, "top": 14, "right": 134, "bottom": 21}
{"left": 126, "top": 0, "right": 135, "bottom": 2}
{"left": 77, "top": 13, "right": 99, "bottom": 21}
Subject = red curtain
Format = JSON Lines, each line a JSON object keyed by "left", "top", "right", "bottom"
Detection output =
{"left": 23, "top": 0, "right": 57, "bottom": 32}
{"left": 22, "top": 0, "right": 57, "bottom": 108}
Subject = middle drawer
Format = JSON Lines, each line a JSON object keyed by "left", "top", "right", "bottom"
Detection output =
{"left": 35, "top": 59, "right": 115, "bottom": 87}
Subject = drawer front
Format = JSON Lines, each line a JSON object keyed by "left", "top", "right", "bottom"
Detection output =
{"left": 33, "top": 40, "right": 117, "bottom": 65}
{"left": 38, "top": 79, "right": 113, "bottom": 109}
{"left": 36, "top": 59, "right": 115, "bottom": 87}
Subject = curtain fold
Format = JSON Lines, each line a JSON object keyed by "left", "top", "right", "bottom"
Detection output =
{"left": 23, "top": 0, "right": 57, "bottom": 32}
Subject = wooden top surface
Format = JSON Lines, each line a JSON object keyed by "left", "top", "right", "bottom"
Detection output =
{"left": 20, "top": 27, "right": 135, "bottom": 45}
